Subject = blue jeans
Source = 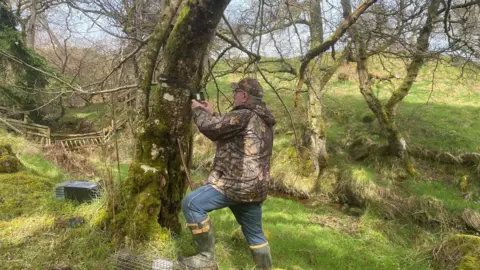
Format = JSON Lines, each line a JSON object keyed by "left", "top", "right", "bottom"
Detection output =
{"left": 181, "top": 184, "right": 268, "bottom": 247}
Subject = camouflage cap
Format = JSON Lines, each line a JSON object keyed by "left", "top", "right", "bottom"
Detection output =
{"left": 230, "top": 78, "right": 264, "bottom": 100}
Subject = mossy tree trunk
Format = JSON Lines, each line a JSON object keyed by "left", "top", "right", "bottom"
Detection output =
{"left": 304, "top": 0, "right": 356, "bottom": 184}
{"left": 304, "top": 0, "right": 328, "bottom": 177}
{"left": 306, "top": 45, "right": 350, "bottom": 178}
{"left": 109, "top": 0, "right": 230, "bottom": 240}
{"left": 343, "top": 0, "right": 441, "bottom": 175}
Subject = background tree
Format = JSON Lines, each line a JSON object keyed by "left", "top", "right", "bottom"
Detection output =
{"left": 0, "top": 0, "right": 48, "bottom": 121}
{"left": 342, "top": 0, "right": 479, "bottom": 174}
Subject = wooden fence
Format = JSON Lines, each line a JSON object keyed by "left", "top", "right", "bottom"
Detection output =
{"left": 0, "top": 117, "right": 51, "bottom": 145}
{"left": 0, "top": 90, "right": 136, "bottom": 149}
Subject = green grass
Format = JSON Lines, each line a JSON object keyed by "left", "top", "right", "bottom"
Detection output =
{"left": 173, "top": 197, "right": 432, "bottom": 270}
{"left": 0, "top": 133, "right": 435, "bottom": 270}
{"left": 0, "top": 135, "right": 113, "bottom": 269}
{"left": 2, "top": 56, "right": 480, "bottom": 269}
{"left": 401, "top": 178, "right": 480, "bottom": 213}
{"left": 57, "top": 102, "right": 109, "bottom": 132}
{"left": 322, "top": 93, "right": 480, "bottom": 154}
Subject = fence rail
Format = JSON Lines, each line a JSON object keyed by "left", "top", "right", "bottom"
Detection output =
{"left": 0, "top": 91, "right": 136, "bottom": 149}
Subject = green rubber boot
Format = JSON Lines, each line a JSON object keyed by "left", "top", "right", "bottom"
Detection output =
{"left": 178, "top": 217, "right": 217, "bottom": 270}
{"left": 250, "top": 243, "right": 272, "bottom": 270}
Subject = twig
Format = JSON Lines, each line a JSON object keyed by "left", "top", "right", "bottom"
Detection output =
{"left": 256, "top": 0, "right": 265, "bottom": 56}
{"left": 296, "top": 0, "right": 378, "bottom": 94}
{"left": 426, "top": 57, "right": 440, "bottom": 105}
{"left": 88, "top": 84, "right": 139, "bottom": 95}
{"left": 286, "top": 0, "right": 304, "bottom": 56}
{"left": 92, "top": 40, "right": 148, "bottom": 88}
{"left": 202, "top": 45, "right": 233, "bottom": 90}
{"left": 208, "top": 67, "right": 232, "bottom": 114}
{"left": 0, "top": 50, "right": 84, "bottom": 93}
{"left": 216, "top": 31, "right": 260, "bottom": 60}
{"left": 257, "top": 67, "right": 299, "bottom": 148}
{"left": 177, "top": 138, "right": 193, "bottom": 190}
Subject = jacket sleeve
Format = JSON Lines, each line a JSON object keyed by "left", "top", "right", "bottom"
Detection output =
{"left": 193, "top": 107, "right": 252, "bottom": 141}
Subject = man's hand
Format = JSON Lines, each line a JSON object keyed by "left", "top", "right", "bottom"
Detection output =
{"left": 191, "top": 100, "right": 213, "bottom": 114}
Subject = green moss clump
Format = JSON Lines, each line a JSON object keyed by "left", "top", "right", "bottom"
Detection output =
{"left": 432, "top": 234, "right": 480, "bottom": 270}
{"left": 459, "top": 255, "right": 480, "bottom": 270}
{"left": 108, "top": 161, "right": 168, "bottom": 242}
{"left": 0, "top": 171, "right": 52, "bottom": 219}
{"left": 0, "top": 144, "right": 20, "bottom": 173}
{"left": 0, "top": 154, "right": 20, "bottom": 173}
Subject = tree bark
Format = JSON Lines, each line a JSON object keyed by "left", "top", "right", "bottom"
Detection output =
{"left": 305, "top": 0, "right": 328, "bottom": 176}
{"left": 304, "top": 0, "right": 359, "bottom": 183}
{"left": 306, "top": 46, "right": 350, "bottom": 178}
{"left": 109, "top": 0, "right": 230, "bottom": 240}
{"left": 25, "top": 0, "right": 37, "bottom": 48}
{"left": 344, "top": 0, "right": 441, "bottom": 175}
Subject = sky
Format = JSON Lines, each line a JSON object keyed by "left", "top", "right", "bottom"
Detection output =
{"left": 34, "top": 0, "right": 325, "bottom": 57}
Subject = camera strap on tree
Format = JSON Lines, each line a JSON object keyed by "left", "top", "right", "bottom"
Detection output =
{"left": 156, "top": 75, "right": 205, "bottom": 101}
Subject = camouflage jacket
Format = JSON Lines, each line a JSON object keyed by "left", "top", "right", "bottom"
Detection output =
{"left": 193, "top": 101, "right": 276, "bottom": 202}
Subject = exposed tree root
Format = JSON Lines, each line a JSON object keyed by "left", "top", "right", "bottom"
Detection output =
{"left": 269, "top": 178, "right": 310, "bottom": 200}
{"left": 410, "top": 146, "right": 480, "bottom": 167}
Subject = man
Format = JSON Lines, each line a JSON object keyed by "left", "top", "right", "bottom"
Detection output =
{"left": 179, "top": 78, "right": 276, "bottom": 269}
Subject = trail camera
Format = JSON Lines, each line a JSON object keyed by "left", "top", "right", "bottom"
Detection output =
{"left": 55, "top": 181, "right": 100, "bottom": 203}
{"left": 191, "top": 90, "right": 205, "bottom": 102}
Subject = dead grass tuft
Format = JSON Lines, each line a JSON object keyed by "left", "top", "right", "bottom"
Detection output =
{"left": 308, "top": 215, "right": 361, "bottom": 235}
{"left": 43, "top": 145, "right": 97, "bottom": 178}
{"left": 336, "top": 63, "right": 358, "bottom": 81}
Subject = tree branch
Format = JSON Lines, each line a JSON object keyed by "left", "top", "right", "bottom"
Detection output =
{"left": 216, "top": 31, "right": 261, "bottom": 60}
{"left": 0, "top": 50, "right": 84, "bottom": 93}
{"left": 296, "top": 0, "right": 377, "bottom": 93}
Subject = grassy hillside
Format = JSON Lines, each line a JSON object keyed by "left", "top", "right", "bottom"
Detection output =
{"left": 0, "top": 133, "right": 113, "bottom": 269}
{"left": 1, "top": 56, "right": 479, "bottom": 269}
{"left": 0, "top": 134, "right": 434, "bottom": 269}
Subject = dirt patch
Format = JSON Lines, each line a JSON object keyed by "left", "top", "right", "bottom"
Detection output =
{"left": 308, "top": 215, "right": 361, "bottom": 235}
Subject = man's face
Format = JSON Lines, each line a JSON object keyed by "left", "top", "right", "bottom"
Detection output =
{"left": 233, "top": 89, "right": 248, "bottom": 105}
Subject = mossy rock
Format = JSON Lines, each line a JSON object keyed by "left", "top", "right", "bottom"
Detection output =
{"left": 0, "top": 144, "right": 20, "bottom": 173}
{"left": 0, "top": 143, "right": 14, "bottom": 156}
{"left": 462, "top": 208, "right": 480, "bottom": 232}
{"left": 432, "top": 234, "right": 480, "bottom": 270}
{"left": 361, "top": 114, "right": 376, "bottom": 123}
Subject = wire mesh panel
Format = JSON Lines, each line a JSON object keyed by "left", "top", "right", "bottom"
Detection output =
{"left": 152, "top": 259, "right": 175, "bottom": 270}
{"left": 111, "top": 250, "right": 178, "bottom": 270}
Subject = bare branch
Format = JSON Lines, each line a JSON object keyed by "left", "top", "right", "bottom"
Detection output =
{"left": 0, "top": 49, "right": 84, "bottom": 93}
{"left": 257, "top": 67, "right": 299, "bottom": 148}
{"left": 88, "top": 84, "right": 138, "bottom": 95}
{"left": 296, "top": 0, "right": 378, "bottom": 93}
{"left": 285, "top": 0, "right": 304, "bottom": 56}
{"left": 216, "top": 31, "right": 261, "bottom": 60}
